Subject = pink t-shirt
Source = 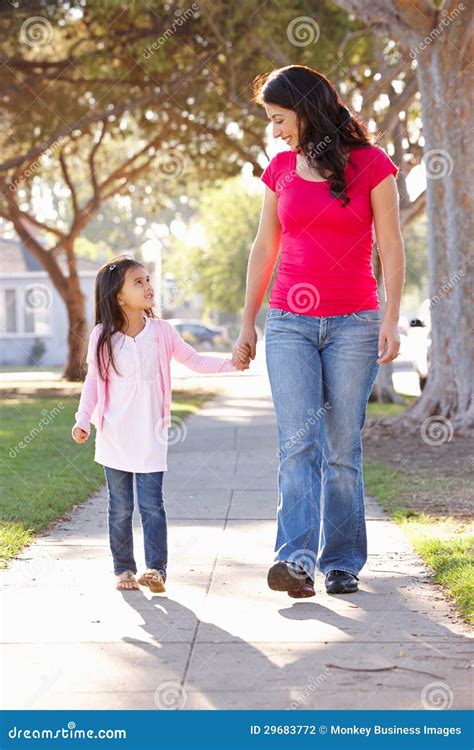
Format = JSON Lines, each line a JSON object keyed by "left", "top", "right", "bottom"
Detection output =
{"left": 260, "top": 144, "right": 399, "bottom": 316}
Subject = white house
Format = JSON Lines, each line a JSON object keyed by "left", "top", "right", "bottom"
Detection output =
{"left": 0, "top": 238, "right": 99, "bottom": 367}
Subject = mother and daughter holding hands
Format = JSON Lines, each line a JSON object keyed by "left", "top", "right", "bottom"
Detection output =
{"left": 72, "top": 65, "right": 404, "bottom": 599}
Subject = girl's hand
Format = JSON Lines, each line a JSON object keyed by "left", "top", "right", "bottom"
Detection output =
{"left": 72, "top": 427, "right": 89, "bottom": 443}
{"left": 235, "top": 323, "right": 258, "bottom": 361}
{"left": 377, "top": 316, "right": 401, "bottom": 364}
{"left": 232, "top": 345, "right": 251, "bottom": 371}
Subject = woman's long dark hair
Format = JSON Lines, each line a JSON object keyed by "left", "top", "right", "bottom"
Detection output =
{"left": 252, "top": 65, "right": 372, "bottom": 206}
{"left": 93, "top": 255, "right": 156, "bottom": 379}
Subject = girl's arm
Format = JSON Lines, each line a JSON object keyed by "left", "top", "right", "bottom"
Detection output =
{"left": 170, "top": 326, "right": 241, "bottom": 374}
{"left": 72, "top": 328, "right": 100, "bottom": 436}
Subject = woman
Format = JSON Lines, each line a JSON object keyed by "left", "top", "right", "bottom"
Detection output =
{"left": 235, "top": 65, "right": 404, "bottom": 598}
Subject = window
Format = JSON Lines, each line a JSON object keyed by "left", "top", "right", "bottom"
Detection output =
{"left": 0, "top": 285, "right": 52, "bottom": 335}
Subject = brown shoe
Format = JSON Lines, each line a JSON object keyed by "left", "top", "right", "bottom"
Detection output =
{"left": 137, "top": 568, "right": 166, "bottom": 593}
{"left": 267, "top": 561, "right": 315, "bottom": 598}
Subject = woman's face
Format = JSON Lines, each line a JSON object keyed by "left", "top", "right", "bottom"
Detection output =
{"left": 264, "top": 103, "right": 300, "bottom": 149}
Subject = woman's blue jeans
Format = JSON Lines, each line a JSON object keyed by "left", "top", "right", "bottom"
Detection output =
{"left": 103, "top": 466, "right": 168, "bottom": 579}
{"left": 265, "top": 307, "right": 381, "bottom": 582}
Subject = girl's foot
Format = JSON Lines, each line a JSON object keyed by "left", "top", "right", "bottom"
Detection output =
{"left": 116, "top": 571, "right": 139, "bottom": 590}
{"left": 138, "top": 568, "right": 166, "bottom": 593}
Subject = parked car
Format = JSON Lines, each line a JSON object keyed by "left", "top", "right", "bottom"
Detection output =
{"left": 166, "top": 319, "right": 230, "bottom": 351}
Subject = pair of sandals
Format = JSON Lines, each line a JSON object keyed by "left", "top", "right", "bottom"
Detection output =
{"left": 116, "top": 569, "right": 165, "bottom": 593}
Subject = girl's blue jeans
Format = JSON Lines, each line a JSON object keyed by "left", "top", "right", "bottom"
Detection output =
{"left": 103, "top": 466, "right": 168, "bottom": 579}
{"left": 265, "top": 307, "right": 382, "bottom": 582}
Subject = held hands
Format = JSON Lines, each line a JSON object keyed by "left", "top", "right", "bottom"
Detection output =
{"left": 233, "top": 323, "right": 258, "bottom": 373}
{"left": 376, "top": 316, "right": 401, "bottom": 364}
{"left": 72, "top": 427, "right": 89, "bottom": 444}
{"left": 232, "top": 343, "right": 252, "bottom": 371}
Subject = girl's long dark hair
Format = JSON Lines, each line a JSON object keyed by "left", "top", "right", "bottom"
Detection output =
{"left": 93, "top": 256, "right": 156, "bottom": 379}
{"left": 252, "top": 65, "right": 372, "bottom": 206}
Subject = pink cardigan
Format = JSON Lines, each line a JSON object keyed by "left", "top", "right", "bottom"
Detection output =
{"left": 73, "top": 318, "right": 237, "bottom": 435}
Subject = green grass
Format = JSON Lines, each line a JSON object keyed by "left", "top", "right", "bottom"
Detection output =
{"left": 363, "top": 401, "right": 473, "bottom": 625}
{"left": 0, "top": 391, "right": 208, "bottom": 566}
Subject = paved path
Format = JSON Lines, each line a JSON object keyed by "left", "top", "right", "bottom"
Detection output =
{"left": 1, "top": 349, "right": 471, "bottom": 710}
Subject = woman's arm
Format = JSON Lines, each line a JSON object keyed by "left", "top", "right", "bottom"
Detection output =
{"left": 371, "top": 174, "right": 406, "bottom": 364}
{"left": 237, "top": 186, "right": 282, "bottom": 359}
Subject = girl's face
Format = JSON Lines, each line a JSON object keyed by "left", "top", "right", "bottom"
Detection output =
{"left": 117, "top": 265, "right": 154, "bottom": 311}
{"left": 264, "top": 103, "right": 300, "bottom": 149}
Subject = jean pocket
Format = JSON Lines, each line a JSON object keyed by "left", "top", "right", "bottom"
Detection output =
{"left": 266, "top": 307, "right": 300, "bottom": 320}
{"left": 351, "top": 310, "right": 382, "bottom": 324}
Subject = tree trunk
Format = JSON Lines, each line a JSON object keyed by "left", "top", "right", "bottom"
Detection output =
{"left": 63, "top": 278, "right": 88, "bottom": 381}
{"left": 62, "top": 240, "right": 89, "bottom": 381}
{"left": 393, "top": 32, "right": 474, "bottom": 435}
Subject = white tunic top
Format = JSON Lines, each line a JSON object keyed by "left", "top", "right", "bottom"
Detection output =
{"left": 94, "top": 315, "right": 168, "bottom": 473}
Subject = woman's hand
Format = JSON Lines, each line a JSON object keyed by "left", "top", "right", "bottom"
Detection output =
{"left": 235, "top": 323, "right": 258, "bottom": 361}
{"left": 376, "top": 316, "right": 401, "bottom": 364}
{"left": 72, "top": 427, "right": 89, "bottom": 443}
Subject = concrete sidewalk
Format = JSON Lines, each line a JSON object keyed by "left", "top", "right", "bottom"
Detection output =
{"left": 1, "top": 354, "right": 472, "bottom": 710}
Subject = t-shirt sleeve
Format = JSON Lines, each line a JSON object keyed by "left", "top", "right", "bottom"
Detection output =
{"left": 369, "top": 147, "right": 399, "bottom": 190}
{"left": 260, "top": 154, "right": 278, "bottom": 192}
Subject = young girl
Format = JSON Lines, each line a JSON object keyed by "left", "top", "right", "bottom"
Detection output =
{"left": 72, "top": 256, "right": 250, "bottom": 592}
